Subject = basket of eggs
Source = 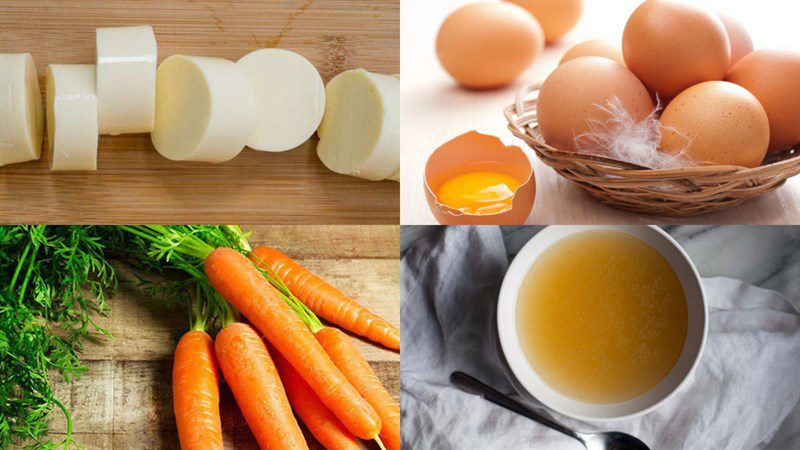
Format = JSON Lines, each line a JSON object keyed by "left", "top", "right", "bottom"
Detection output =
{"left": 505, "top": 1, "right": 800, "bottom": 217}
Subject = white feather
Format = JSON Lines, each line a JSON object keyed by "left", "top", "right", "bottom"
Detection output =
{"left": 573, "top": 97, "right": 692, "bottom": 169}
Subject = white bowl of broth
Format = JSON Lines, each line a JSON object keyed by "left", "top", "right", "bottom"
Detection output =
{"left": 497, "top": 226, "right": 706, "bottom": 422}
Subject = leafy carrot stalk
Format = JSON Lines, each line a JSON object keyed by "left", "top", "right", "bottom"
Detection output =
{"left": 316, "top": 326, "right": 401, "bottom": 450}
{"left": 272, "top": 349, "right": 360, "bottom": 450}
{"left": 173, "top": 330, "right": 223, "bottom": 450}
{"left": 204, "top": 247, "right": 383, "bottom": 440}
{"left": 250, "top": 246, "right": 400, "bottom": 351}
{"left": 215, "top": 322, "right": 308, "bottom": 450}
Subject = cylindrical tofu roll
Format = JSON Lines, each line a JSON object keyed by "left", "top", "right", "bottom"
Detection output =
{"left": 237, "top": 48, "right": 325, "bottom": 152}
{"left": 317, "top": 69, "right": 399, "bottom": 181}
{"left": 0, "top": 53, "right": 44, "bottom": 167}
{"left": 151, "top": 55, "right": 255, "bottom": 163}
{"left": 96, "top": 25, "right": 157, "bottom": 135}
{"left": 46, "top": 64, "right": 99, "bottom": 171}
{"left": 388, "top": 73, "right": 400, "bottom": 182}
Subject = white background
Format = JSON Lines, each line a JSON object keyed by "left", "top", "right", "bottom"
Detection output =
{"left": 400, "top": 0, "right": 800, "bottom": 225}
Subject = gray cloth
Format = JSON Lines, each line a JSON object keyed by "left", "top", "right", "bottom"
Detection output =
{"left": 401, "top": 226, "right": 800, "bottom": 450}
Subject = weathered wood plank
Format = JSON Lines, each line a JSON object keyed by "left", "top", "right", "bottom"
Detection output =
{"left": 249, "top": 225, "right": 400, "bottom": 259}
{"left": 49, "top": 360, "right": 398, "bottom": 449}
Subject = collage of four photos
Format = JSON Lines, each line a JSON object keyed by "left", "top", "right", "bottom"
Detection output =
{"left": 1, "top": 0, "right": 798, "bottom": 449}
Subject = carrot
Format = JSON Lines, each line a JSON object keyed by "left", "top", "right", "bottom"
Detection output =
{"left": 272, "top": 349, "right": 360, "bottom": 450}
{"left": 316, "top": 327, "right": 401, "bottom": 450}
{"left": 205, "top": 248, "right": 382, "bottom": 440}
{"left": 250, "top": 246, "right": 400, "bottom": 350}
{"left": 173, "top": 330, "right": 223, "bottom": 450}
{"left": 215, "top": 322, "right": 308, "bottom": 450}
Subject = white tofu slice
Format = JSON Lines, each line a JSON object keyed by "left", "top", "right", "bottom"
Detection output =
{"left": 317, "top": 69, "right": 399, "bottom": 181}
{"left": 0, "top": 53, "right": 44, "bottom": 167}
{"left": 237, "top": 48, "right": 325, "bottom": 152}
{"left": 96, "top": 25, "right": 157, "bottom": 135}
{"left": 388, "top": 74, "right": 400, "bottom": 181}
{"left": 151, "top": 55, "right": 255, "bottom": 163}
{"left": 46, "top": 64, "right": 98, "bottom": 171}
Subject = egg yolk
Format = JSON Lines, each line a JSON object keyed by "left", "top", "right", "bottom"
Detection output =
{"left": 437, "top": 171, "right": 521, "bottom": 215}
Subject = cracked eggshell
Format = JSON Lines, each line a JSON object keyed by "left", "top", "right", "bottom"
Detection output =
{"left": 424, "top": 131, "right": 535, "bottom": 225}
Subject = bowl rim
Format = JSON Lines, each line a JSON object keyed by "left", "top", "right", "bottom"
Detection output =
{"left": 497, "top": 225, "right": 708, "bottom": 422}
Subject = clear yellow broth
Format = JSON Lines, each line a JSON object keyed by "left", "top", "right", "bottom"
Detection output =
{"left": 437, "top": 171, "right": 520, "bottom": 215}
{"left": 516, "top": 229, "right": 688, "bottom": 404}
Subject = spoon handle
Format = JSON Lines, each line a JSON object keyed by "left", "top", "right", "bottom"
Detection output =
{"left": 450, "top": 371, "right": 582, "bottom": 442}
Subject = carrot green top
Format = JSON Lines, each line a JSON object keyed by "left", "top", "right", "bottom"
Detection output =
{"left": 118, "top": 225, "right": 325, "bottom": 333}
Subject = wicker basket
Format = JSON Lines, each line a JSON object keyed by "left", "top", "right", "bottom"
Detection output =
{"left": 504, "top": 84, "right": 800, "bottom": 217}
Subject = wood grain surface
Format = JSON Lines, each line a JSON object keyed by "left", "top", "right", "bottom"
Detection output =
{"left": 46, "top": 225, "right": 400, "bottom": 449}
{"left": 0, "top": 1, "right": 399, "bottom": 225}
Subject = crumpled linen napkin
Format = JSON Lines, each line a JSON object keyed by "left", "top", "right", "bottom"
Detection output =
{"left": 400, "top": 226, "right": 800, "bottom": 450}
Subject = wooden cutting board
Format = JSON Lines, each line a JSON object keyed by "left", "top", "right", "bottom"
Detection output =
{"left": 0, "top": 1, "right": 399, "bottom": 224}
{"left": 46, "top": 225, "right": 400, "bottom": 449}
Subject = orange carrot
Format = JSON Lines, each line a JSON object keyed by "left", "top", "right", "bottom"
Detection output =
{"left": 215, "top": 322, "right": 308, "bottom": 450}
{"left": 173, "top": 330, "right": 223, "bottom": 450}
{"left": 250, "top": 246, "right": 400, "bottom": 350}
{"left": 205, "top": 248, "right": 382, "bottom": 440}
{"left": 273, "top": 349, "right": 360, "bottom": 450}
{"left": 316, "top": 327, "right": 401, "bottom": 450}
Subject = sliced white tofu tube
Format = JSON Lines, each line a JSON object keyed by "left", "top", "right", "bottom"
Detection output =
{"left": 317, "top": 69, "right": 399, "bottom": 181}
{"left": 237, "top": 48, "right": 325, "bottom": 152}
{"left": 151, "top": 55, "right": 255, "bottom": 163}
{"left": 0, "top": 53, "right": 44, "bottom": 167}
{"left": 46, "top": 64, "right": 98, "bottom": 171}
{"left": 96, "top": 25, "right": 157, "bottom": 135}
{"left": 388, "top": 74, "right": 400, "bottom": 181}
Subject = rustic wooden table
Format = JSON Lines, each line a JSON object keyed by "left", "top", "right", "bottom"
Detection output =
{"left": 0, "top": 1, "right": 399, "bottom": 224}
{"left": 47, "top": 225, "right": 400, "bottom": 449}
{"left": 400, "top": 0, "right": 800, "bottom": 225}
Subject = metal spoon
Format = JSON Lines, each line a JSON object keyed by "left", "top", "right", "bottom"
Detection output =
{"left": 450, "top": 372, "right": 650, "bottom": 450}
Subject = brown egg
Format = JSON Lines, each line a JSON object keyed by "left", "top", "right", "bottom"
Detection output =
{"left": 727, "top": 49, "right": 800, "bottom": 152}
{"left": 560, "top": 40, "right": 624, "bottom": 66}
{"left": 505, "top": 0, "right": 583, "bottom": 44}
{"left": 537, "top": 57, "right": 655, "bottom": 152}
{"left": 719, "top": 14, "right": 754, "bottom": 68}
{"left": 622, "top": 0, "right": 730, "bottom": 99}
{"left": 436, "top": 2, "right": 544, "bottom": 89}
{"left": 660, "top": 81, "right": 769, "bottom": 167}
